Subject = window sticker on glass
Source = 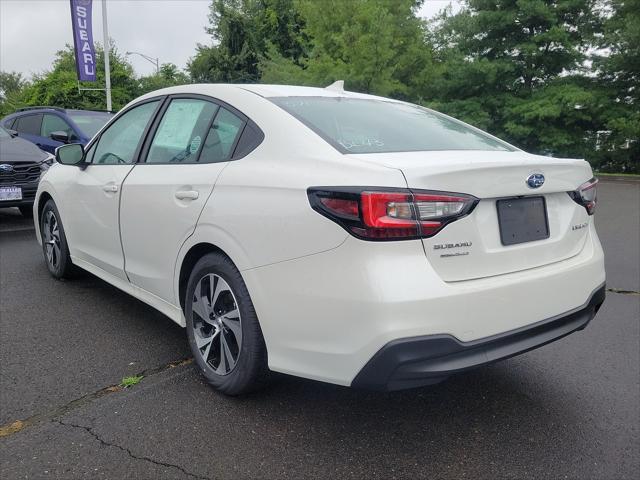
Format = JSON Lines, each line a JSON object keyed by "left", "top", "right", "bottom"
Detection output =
{"left": 153, "top": 101, "right": 206, "bottom": 150}
{"left": 189, "top": 135, "right": 202, "bottom": 155}
{"left": 147, "top": 99, "right": 218, "bottom": 164}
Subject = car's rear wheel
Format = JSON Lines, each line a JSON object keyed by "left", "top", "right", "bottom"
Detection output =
{"left": 185, "top": 253, "right": 269, "bottom": 395}
{"left": 40, "top": 200, "right": 74, "bottom": 279}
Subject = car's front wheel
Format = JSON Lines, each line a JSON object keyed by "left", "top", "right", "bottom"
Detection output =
{"left": 40, "top": 199, "right": 74, "bottom": 279}
{"left": 185, "top": 253, "right": 269, "bottom": 395}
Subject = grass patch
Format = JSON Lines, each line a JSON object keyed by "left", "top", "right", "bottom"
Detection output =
{"left": 120, "top": 375, "right": 144, "bottom": 388}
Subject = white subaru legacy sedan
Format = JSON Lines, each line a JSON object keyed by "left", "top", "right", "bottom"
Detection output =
{"left": 34, "top": 83, "right": 605, "bottom": 395}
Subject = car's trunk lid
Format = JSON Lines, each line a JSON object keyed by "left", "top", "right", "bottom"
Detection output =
{"left": 347, "top": 150, "right": 594, "bottom": 281}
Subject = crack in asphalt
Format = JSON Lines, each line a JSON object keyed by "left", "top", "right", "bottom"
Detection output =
{"left": 56, "top": 420, "right": 212, "bottom": 480}
{"left": 607, "top": 287, "right": 640, "bottom": 296}
{"left": 0, "top": 357, "right": 193, "bottom": 439}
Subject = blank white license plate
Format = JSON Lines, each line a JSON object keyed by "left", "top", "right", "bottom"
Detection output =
{"left": 0, "top": 186, "right": 22, "bottom": 201}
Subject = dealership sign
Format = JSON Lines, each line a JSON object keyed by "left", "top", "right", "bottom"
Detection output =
{"left": 70, "top": 0, "right": 96, "bottom": 82}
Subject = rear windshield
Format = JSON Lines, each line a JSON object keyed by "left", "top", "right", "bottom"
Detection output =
{"left": 270, "top": 96, "right": 515, "bottom": 154}
{"left": 67, "top": 111, "right": 113, "bottom": 138}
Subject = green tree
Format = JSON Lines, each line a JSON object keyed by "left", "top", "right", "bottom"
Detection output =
{"left": 591, "top": 0, "right": 639, "bottom": 172}
{"left": 188, "top": 0, "right": 307, "bottom": 83}
{"left": 137, "top": 63, "right": 190, "bottom": 93}
{"left": 19, "top": 43, "right": 138, "bottom": 112}
{"left": 502, "top": 78, "right": 600, "bottom": 157}
{"left": 0, "top": 71, "right": 29, "bottom": 115}
{"left": 427, "top": 0, "right": 600, "bottom": 158}
{"left": 189, "top": 0, "right": 260, "bottom": 83}
{"left": 261, "top": 0, "right": 433, "bottom": 99}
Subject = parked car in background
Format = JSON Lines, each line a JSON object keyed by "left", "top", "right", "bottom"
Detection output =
{"left": 34, "top": 84, "right": 605, "bottom": 395}
{"left": 1, "top": 107, "right": 113, "bottom": 154}
{"left": 0, "top": 126, "right": 53, "bottom": 216}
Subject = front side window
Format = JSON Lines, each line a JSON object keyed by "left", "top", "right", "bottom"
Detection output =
{"left": 146, "top": 99, "right": 219, "bottom": 164}
{"left": 199, "top": 108, "right": 245, "bottom": 163}
{"left": 270, "top": 97, "right": 515, "bottom": 154}
{"left": 92, "top": 101, "right": 159, "bottom": 165}
{"left": 15, "top": 114, "right": 43, "bottom": 136}
{"left": 41, "top": 114, "right": 77, "bottom": 140}
{"left": 84, "top": 142, "right": 97, "bottom": 164}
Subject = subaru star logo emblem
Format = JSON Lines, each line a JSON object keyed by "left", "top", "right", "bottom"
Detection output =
{"left": 0, "top": 164, "right": 14, "bottom": 173}
{"left": 526, "top": 173, "right": 545, "bottom": 189}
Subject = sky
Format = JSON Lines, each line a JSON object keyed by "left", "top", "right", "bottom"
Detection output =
{"left": 0, "top": 0, "right": 461, "bottom": 79}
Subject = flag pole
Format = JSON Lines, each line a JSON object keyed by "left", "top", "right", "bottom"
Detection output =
{"left": 101, "top": 0, "right": 112, "bottom": 112}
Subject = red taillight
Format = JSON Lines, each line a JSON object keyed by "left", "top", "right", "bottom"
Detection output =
{"left": 319, "top": 197, "right": 359, "bottom": 219}
{"left": 569, "top": 178, "right": 598, "bottom": 215}
{"left": 309, "top": 188, "right": 478, "bottom": 241}
{"left": 360, "top": 191, "right": 420, "bottom": 239}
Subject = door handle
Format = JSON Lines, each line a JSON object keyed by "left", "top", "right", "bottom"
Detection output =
{"left": 102, "top": 184, "right": 118, "bottom": 193}
{"left": 175, "top": 190, "right": 199, "bottom": 200}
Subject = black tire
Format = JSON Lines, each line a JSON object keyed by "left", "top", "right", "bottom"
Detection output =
{"left": 40, "top": 199, "right": 75, "bottom": 279}
{"left": 185, "top": 252, "right": 269, "bottom": 395}
{"left": 18, "top": 205, "right": 33, "bottom": 218}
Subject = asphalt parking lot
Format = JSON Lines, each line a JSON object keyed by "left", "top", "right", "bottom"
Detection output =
{"left": 0, "top": 180, "right": 638, "bottom": 480}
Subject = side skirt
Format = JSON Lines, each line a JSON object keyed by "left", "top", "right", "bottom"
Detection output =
{"left": 70, "top": 256, "right": 186, "bottom": 327}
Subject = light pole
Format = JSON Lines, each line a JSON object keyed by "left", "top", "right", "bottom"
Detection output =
{"left": 125, "top": 51, "right": 160, "bottom": 75}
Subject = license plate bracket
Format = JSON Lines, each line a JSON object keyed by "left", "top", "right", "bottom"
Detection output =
{"left": 497, "top": 196, "right": 549, "bottom": 246}
{"left": 0, "top": 186, "right": 22, "bottom": 201}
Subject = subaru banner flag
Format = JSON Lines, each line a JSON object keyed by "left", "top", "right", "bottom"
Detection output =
{"left": 70, "top": 0, "right": 96, "bottom": 82}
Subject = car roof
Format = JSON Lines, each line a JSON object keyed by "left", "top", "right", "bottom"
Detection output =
{"left": 133, "top": 83, "right": 397, "bottom": 104}
{"left": 236, "top": 84, "right": 388, "bottom": 100}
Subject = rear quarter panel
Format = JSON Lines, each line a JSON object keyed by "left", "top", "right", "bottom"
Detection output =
{"left": 187, "top": 91, "right": 409, "bottom": 272}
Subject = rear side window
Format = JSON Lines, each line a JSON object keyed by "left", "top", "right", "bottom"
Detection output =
{"left": 270, "top": 97, "right": 515, "bottom": 154}
{"left": 199, "top": 108, "right": 245, "bottom": 163}
{"left": 146, "top": 99, "right": 219, "bottom": 164}
{"left": 233, "top": 123, "right": 263, "bottom": 159}
{"left": 93, "top": 101, "right": 159, "bottom": 165}
{"left": 41, "top": 114, "right": 77, "bottom": 140}
{"left": 14, "top": 114, "right": 43, "bottom": 136}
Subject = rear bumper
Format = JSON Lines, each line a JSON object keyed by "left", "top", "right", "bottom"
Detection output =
{"left": 352, "top": 284, "right": 606, "bottom": 391}
{"left": 244, "top": 222, "right": 605, "bottom": 387}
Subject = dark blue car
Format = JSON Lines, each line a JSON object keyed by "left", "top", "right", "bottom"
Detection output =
{"left": 1, "top": 107, "right": 113, "bottom": 154}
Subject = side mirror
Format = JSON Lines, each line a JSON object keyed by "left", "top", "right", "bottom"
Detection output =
{"left": 55, "top": 143, "right": 84, "bottom": 166}
{"left": 50, "top": 131, "right": 70, "bottom": 143}
{"left": 7, "top": 129, "right": 18, "bottom": 137}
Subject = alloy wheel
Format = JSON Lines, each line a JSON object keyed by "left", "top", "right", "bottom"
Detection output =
{"left": 43, "top": 210, "right": 61, "bottom": 270}
{"left": 191, "top": 273, "right": 242, "bottom": 375}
